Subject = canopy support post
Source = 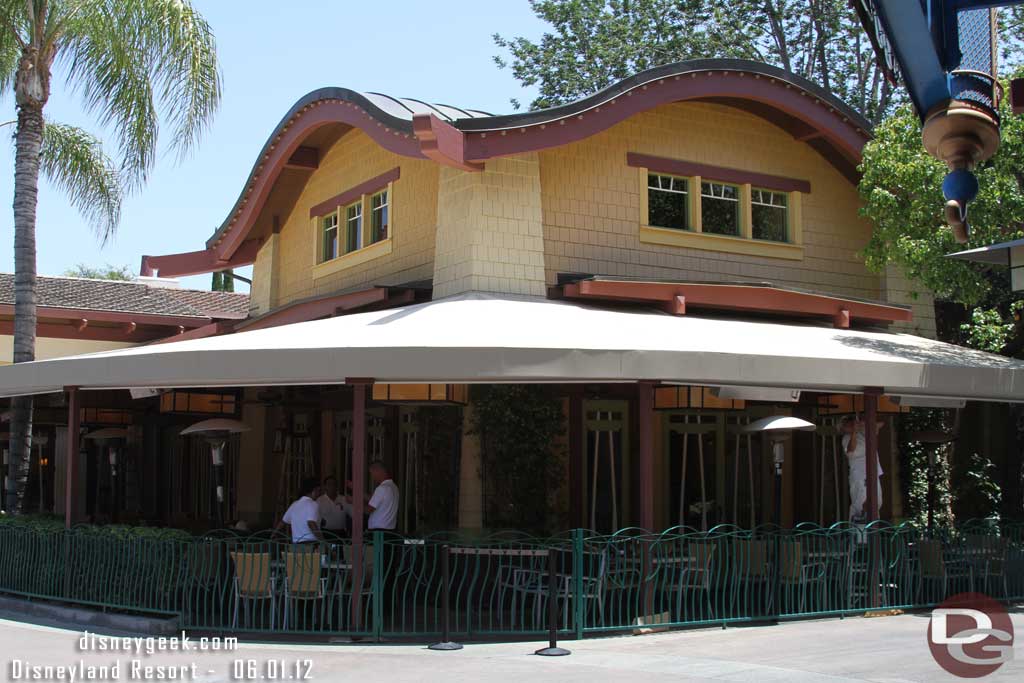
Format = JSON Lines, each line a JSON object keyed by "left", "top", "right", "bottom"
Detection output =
{"left": 64, "top": 386, "right": 80, "bottom": 529}
{"left": 864, "top": 391, "right": 880, "bottom": 522}
{"left": 637, "top": 381, "right": 655, "bottom": 531}
{"left": 568, "top": 387, "right": 584, "bottom": 529}
{"left": 349, "top": 380, "right": 370, "bottom": 631}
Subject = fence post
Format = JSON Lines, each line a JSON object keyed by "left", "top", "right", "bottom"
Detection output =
{"left": 429, "top": 543, "right": 463, "bottom": 651}
{"left": 573, "top": 529, "right": 585, "bottom": 640}
{"left": 535, "top": 547, "right": 570, "bottom": 656}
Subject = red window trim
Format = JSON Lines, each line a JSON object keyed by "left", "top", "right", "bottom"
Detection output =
{"left": 308, "top": 167, "right": 400, "bottom": 219}
{"left": 628, "top": 152, "right": 811, "bottom": 194}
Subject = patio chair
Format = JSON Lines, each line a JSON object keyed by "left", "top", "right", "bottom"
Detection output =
{"left": 229, "top": 551, "right": 276, "bottom": 629}
{"left": 917, "top": 538, "right": 973, "bottom": 604}
{"left": 183, "top": 540, "right": 228, "bottom": 627}
{"left": 966, "top": 535, "right": 1008, "bottom": 599}
{"left": 282, "top": 549, "right": 329, "bottom": 630}
{"left": 731, "top": 538, "right": 773, "bottom": 617}
{"left": 778, "top": 540, "right": 826, "bottom": 615}
{"left": 664, "top": 540, "right": 717, "bottom": 623}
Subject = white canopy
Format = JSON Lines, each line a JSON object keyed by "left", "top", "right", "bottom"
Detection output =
{"left": 1, "top": 292, "right": 1022, "bottom": 401}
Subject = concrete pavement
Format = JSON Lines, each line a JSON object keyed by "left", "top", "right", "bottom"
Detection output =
{"left": 0, "top": 610, "right": 1021, "bottom": 682}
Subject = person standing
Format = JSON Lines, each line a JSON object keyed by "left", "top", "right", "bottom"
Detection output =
{"left": 346, "top": 461, "right": 399, "bottom": 531}
{"left": 839, "top": 416, "right": 883, "bottom": 522}
{"left": 317, "top": 475, "right": 349, "bottom": 537}
{"left": 276, "top": 477, "right": 322, "bottom": 543}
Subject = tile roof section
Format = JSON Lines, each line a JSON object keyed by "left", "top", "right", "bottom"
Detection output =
{"left": 0, "top": 274, "right": 249, "bottom": 320}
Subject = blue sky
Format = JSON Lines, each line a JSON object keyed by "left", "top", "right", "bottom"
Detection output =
{"left": 0, "top": 1, "right": 544, "bottom": 290}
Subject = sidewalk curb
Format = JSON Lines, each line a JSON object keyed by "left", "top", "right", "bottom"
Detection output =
{"left": 0, "top": 595, "right": 179, "bottom": 635}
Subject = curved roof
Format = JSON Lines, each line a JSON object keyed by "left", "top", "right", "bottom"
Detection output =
{"left": 199, "top": 59, "right": 873, "bottom": 263}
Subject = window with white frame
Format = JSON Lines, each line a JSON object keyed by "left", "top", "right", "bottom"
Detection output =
{"left": 751, "top": 188, "right": 788, "bottom": 242}
{"left": 321, "top": 212, "right": 339, "bottom": 262}
{"left": 344, "top": 200, "right": 362, "bottom": 254}
{"left": 647, "top": 173, "right": 689, "bottom": 230}
{"left": 369, "top": 189, "right": 389, "bottom": 244}
{"left": 700, "top": 181, "right": 740, "bottom": 236}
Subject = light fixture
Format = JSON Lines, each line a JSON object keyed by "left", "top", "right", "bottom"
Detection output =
{"left": 712, "top": 386, "right": 801, "bottom": 402}
{"left": 181, "top": 419, "right": 250, "bottom": 527}
{"left": 79, "top": 408, "right": 132, "bottom": 425}
{"left": 371, "top": 383, "right": 469, "bottom": 405}
{"left": 891, "top": 395, "right": 967, "bottom": 409}
{"left": 160, "top": 390, "right": 239, "bottom": 416}
{"left": 84, "top": 428, "right": 129, "bottom": 520}
{"left": 654, "top": 385, "right": 745, "bottom": 410}
{"left": 745, "top": 416, "right": 816, "bottom": 527}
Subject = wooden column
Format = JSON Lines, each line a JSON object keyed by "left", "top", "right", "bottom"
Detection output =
{"left": 350, "top": 382, "right": 368, "bottom": 630}
{"left": 864, "top": 391, "right": 879, "bottom": 522}
{"left": 568, "top": 388, "right": 584, "bottom": 529}
{"left": 637, "top": 382, "right": 655, "bottom": 531}
{"left": 320, "top": 409, "right": 334, "bottom": 481}
{"left": 64, "top": 387, "right": 80, "bottom": 529}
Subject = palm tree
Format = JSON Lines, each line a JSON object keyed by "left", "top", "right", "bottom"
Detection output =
{"left": 0, "top": 0, "right": 221, "bottom": 513}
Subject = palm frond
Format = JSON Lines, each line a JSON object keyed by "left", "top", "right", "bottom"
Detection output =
{"left": 0, "top": 0, "right": 28, "bottom": 94}
{"left": 59, "top": 0, "right": 221, "bottom": 189}
{"left": 39, "top": 121, "right": 122, "bottom": 243}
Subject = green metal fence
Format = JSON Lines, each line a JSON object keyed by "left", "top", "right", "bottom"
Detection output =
{"left": 0, "top": 520, "right": 1020, "bottom": 641}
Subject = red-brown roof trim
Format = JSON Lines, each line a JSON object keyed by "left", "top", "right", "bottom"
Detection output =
{"left": 554, "top": 278, "right": 911, "bottom": 328}
{"left": 308, "top": 167, "right": 400, "bottom": 219}
{"left": 627, "top": 153, "right": 812, "bottom": 194}
{"left": 148, "top": 60, "right": 870, "bottom": 269}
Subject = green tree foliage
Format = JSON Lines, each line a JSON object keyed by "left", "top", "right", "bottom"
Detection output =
{"left": 1, "top": 0, "right": 221, "bottom": 513}
{"left": 858, "top": 72, "right": 1024, "bottom": 356}
{"left": 64, "top": 264, "right": 133, "bottom": 281}
{"left": 470, "top": 385, "right": 565, "bottom": 533}
{"left": 494, "top": 0, "right": 895, "bottom": 122}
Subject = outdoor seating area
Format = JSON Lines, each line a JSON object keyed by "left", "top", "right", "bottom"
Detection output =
{"left": 0, "top": 519, "right": 1019, "bottom": 641}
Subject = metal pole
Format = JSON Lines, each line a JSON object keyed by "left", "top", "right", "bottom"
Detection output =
{"left": 429, "top": 545, "right": 463, "bottom": 650}
{"left": 637, "top": 382, "right": 655, "bottom": 531}
{"left": 535, "top": 548, "right": 570, "bottom": 656}
{"left": 64, "top": 387, "right": 80, "bottom": 529}
{"left": 864, "top": 392, "right": 880, "bottom": 522}
{"left": 351, "top": 382, "right": 367, "bottom": 631}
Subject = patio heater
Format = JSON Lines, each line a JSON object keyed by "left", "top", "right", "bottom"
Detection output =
{"left": 83, "top": 428, "right": 128, "bottom": 522}
{"left": 910, "top": 429, "right": 957, "bottom": 534}
{"left": 744, "top": 416, "right": 817, "bottom": 527}
{"left": 181, "top": 419, "right": 249, "bottom": 527}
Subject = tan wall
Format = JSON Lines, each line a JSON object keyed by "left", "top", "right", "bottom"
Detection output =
{"left": 258, "top": 128, "right": 440, "bottom": 309}
{"left": 538, "top": 101, "right": 935, "bottom": 335}
{"left": 0, "top": 335, "right": 137, "bottom": 364}
{"left": 433, "top": 154, "right": 547, "bottom": 298}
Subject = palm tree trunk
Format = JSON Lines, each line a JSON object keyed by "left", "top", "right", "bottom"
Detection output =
{"left": 8, "top": 102, "right": 45, "bottom": 513}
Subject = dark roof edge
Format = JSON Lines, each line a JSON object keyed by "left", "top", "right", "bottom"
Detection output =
{"left": 454, "top": 59, "right": 872, "bottom": 133}
{"left": 205, "top": 59, "right": 871, "bottom": 250}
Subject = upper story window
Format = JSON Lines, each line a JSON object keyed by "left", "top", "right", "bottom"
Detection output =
{"left": 370, "top": 189, "right": 389, "bottom": 244}
{"left": 310, "top": 167, "right": 400, "bottom": 275}
{"left": 629, "top": 152, "right": 807, "bottom": 261}
{"left": 647, "top": 174, "right": 689, "bottom": 231}
{"left": 321, "top": 212, "right": 339, "bottom": 262}
{"left": 751, "top": 188, "right": 788, "bottom": 242}
{"left": 344, "top": 201, "right": 362, "bottom": 254}
{"left": 700, "top": 181, "right": 740, "bottom": 237}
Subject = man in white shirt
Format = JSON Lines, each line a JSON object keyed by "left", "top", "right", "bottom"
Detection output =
{"left": 276, "top": 477, "right": 322, "bottom": 543}
{"left": 317, "top": 475, "right": 348, "bottom": 536}
{"left": 346, "top": 461, "right": 399, "bottom": 531}
{"left": 840, "top": 416, "right": 884, "bottom": 522}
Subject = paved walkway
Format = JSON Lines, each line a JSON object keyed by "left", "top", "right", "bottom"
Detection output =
{"left": 1, "top": 611, "right": 1021, "bottom": 682}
